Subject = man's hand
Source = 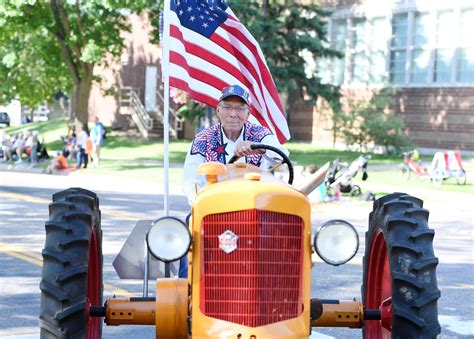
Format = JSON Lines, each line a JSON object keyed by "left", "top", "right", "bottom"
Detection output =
{"left": 234, "top": 141, "right": 266, "bottom": 157}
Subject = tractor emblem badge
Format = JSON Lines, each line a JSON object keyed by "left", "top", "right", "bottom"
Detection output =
{"left": 218, "top": 230, "right": 239, "bottom": 254}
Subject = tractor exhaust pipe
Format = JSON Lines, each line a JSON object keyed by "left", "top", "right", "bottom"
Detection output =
{"left": 310, "top": 298, "right": 381, "bottom": 328}
{"left": 93, "top": 297, "right": 157, "bottom": 326}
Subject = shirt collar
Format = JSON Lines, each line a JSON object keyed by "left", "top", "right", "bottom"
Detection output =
{"left": 220, "top": 123, "right": 245, "bottom": 143}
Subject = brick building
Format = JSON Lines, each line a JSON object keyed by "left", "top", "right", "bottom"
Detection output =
{"left": 291, "top": 0, "right": 474, "bottom": 151}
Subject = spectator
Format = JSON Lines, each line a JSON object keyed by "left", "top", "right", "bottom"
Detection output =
{"left": 0, "top": 129, "right": 11, "bottom": 161}
{"left": 90, "top": 117, "right": 105, "bottom": 168}
{"left": 24, "top": 130, "right": 39, "bottom": 164}
{"left": 2, "top": 133, "right": 15, "bottom": 161}
{"left": 13, "top": 132, "right": 26, "bottom": 163}
{"left": 76, "top": 125, "right": 89, "bottom": 169}
{"left": 62, "top": 125, "right": 77, "bottom": 161}
{"left": 44, "top": 150, "right": 69, "bottom": 174}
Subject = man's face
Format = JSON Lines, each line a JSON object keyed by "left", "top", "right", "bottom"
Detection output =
{"left": 216, "top": 96, "right": 249, "bottom": 135}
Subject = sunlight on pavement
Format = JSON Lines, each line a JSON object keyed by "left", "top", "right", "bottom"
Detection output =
{"left": 439, "top": 315, "right": 474, "bottom": 336}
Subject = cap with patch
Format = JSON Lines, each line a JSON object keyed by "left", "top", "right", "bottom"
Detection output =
{"left": 219, "top": 85, "right": 250, "bottom": 105}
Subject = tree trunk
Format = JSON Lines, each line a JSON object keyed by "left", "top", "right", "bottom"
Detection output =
{"left": 71, "top": 70, "right": 93, "bottom": 128}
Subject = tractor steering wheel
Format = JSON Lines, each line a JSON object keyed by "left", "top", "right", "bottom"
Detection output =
{"left": 228, "top": 144, "right": 294, "bottom": 185}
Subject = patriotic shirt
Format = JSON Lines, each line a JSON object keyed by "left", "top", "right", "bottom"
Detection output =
{"left": 183, "top": 121, "right": 288, "bottom": 204}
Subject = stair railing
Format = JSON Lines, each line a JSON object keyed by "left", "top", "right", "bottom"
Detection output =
{"left": 120, "top": 87, "right": 153, "bottom": 138}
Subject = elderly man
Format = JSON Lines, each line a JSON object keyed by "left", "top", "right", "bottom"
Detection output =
{"left": 183, "top": 84, "right": 288, "bottom": 203}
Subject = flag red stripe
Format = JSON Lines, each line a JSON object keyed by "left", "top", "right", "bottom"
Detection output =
{"left": 221, "top": 22, "right": 285, "bottom": 115}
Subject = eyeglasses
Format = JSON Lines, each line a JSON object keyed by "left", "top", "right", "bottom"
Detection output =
{"left": 219, "top": 105, "right": 248, "bottom": 114}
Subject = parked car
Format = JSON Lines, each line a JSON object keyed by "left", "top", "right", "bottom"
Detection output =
{"left": 0, "top": 112, "right": 10, "bottom": 127}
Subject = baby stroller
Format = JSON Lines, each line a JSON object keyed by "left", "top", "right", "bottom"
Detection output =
{"left": 326, "top": 155, "right": 371, "bottom": 197}
{"left": 429, "top": 150, "right": 467, "bottom": 185}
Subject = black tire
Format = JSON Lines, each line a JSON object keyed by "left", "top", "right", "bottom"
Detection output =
{"left": 362, "top": 193, "right": 441, "bottom": 339}
{"left": 39, "top": 188, "right": 103, "bottom": 338}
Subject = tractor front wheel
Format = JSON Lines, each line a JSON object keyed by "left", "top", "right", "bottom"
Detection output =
{"left": 362, "top": 193, "right": 441, "bottom": 338}
{"left": 39, "top": 188, "right": 103, "bottom": 338}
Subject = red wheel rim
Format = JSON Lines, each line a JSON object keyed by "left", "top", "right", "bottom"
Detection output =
{"left": 86, "top": 226, "right": 101, "bottom": 339}
{"left": 365, "top": 229, "right": 392, "bottom": 339}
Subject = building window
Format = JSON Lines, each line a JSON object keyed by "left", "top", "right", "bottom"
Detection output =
{"left": 411, "top": 12, "right": 430, "bottom": 83}
{"left": 350, "top": 18, "right": 367, "bottom": 84}
{"left": 322, "top": 5, "right": 474, "bottom": 87}
{"left": 433, "top": 10, "right": 455, "bottom": 83}
{"left": 369, "top": 17, "right": 388, "bottom": 83}
{"left": 457, "top": 9, "right": 474, "bottom": 82}
{"left": 331, "top": 19, "right": 347, "bottom": 85}
{"left": 390, "top": 14, "right": 408, "bottom": 84}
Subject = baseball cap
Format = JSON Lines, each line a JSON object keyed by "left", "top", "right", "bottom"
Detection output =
{"left": 219, "top": 85, "right": 250, "bottom": 105}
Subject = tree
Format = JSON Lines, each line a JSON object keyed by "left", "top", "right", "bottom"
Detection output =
{"left": 0, "top": 1, "right": 154, "bottom": 126}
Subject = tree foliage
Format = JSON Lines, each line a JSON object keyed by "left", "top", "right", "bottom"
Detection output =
{"left": 0, "top": 0, "right": 154, "bottom": 126}
{"left": 337, "top": 89, "right": 412, "bottom": 153}
{"left": 228, "top": 0, "right": 341, "bottom": 112}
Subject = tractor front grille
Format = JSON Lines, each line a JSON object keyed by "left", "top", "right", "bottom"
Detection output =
{"left": 200, "top": 209, "right": 304, "bottom": 327}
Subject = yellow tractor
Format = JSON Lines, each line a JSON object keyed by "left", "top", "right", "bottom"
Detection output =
{"left": 39, "top": 145, "right": 441, "bottom": 338}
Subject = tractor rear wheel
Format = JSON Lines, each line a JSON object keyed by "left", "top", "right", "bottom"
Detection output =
{"left": 362, "top": 193, "right": 441, "bottom": 339}
{"left": 39, "top": 188, "right": 103, "bottom": 338}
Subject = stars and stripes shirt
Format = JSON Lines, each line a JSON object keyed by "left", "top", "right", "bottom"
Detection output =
{"left": 183, "top": 122, "right": 288, "bottom": 204}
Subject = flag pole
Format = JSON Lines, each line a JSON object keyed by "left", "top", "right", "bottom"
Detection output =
{"left": 162, "top": 0, "right": 171, "bottom": 216}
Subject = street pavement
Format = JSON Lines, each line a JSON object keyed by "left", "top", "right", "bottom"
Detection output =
{"left": 0, "top": 169, "right": 473, "bottom": 338}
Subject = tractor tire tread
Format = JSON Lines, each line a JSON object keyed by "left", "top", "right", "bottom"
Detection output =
{"left": 412, "top": 257, "right": 439, "bottom": 271}
{"left": 56, "top": 264, "right": 88, "bottom": 283}
{"left": 39, "top": 188, "right": 102, "bottom": 338}
{"left": 363, "top": 192, "right": 441, "bottom": 338}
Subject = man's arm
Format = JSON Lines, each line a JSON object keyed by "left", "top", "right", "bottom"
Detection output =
{"left": 183, "top": 150, "right": 206, "bottom": 205}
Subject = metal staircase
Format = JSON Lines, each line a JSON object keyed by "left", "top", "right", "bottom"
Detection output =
{"left": 119, "top": 87, "right": 184, "bottom": 139}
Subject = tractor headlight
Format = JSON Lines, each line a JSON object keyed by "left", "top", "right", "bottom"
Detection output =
{"left": 146, "top": 217, "right": 191, "bottom": 262}
{"left": 314, "top": 219, "right": 359, "bottom": 266}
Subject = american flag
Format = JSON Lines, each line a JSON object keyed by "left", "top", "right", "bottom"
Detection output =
{"left": 166, "top": 0, "right": 290, "bottom": 143}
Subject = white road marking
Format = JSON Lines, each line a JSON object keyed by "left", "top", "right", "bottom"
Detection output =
{"left": 439, "top": 315, "right": 474, "bottom": 336}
